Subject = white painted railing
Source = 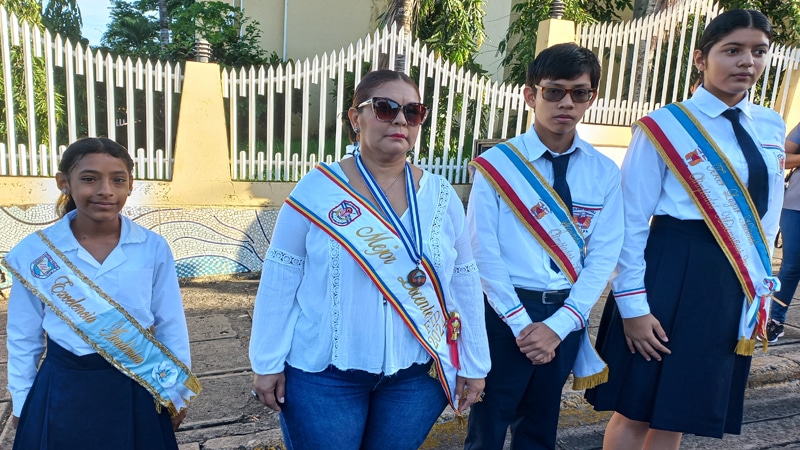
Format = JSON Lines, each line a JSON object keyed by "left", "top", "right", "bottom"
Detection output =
{"left": 0, "top": 5, "right": 182, "bottom": 179}
{"left": 4, "top": 1, "right": 800, "bottom": 184}
{"left": 0, "top": 143, "right": 171, "bottom": 179}
{"left": 578, "top": 0, "right": 800, "bottom": 125}
{"left": 223, "top": 23, "right": 530, "bottom": 182}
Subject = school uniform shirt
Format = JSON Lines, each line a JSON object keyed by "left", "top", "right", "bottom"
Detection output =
{"left": 6, "top": 210, "right": 191, "bottom": 416}
{"left": 612, "top": 85, "right": 786, "bottom": 319}
{"left": 249, "top": 164, "right": 491, "bottom": 379}
{"left": 467, "top": 125, "right": 624, "bottom": 340}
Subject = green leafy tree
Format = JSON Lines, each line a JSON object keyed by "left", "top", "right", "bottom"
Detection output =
{"left": 499, "top": 0, "right": 632, "bottom": 84}
{"left": 0, "top": 0, "right": 64, "bottom": 146}
{"left": 381, "top": 0, "right": 486, "bottom": 71}
{"left": 102, "top": 0, "right": 271, "bottom": 66}
{"left": 42, "top": 0, "right": 83, "bottom": 44}
{"left": 718, "top": 0, "right": 800, "bottom": 45}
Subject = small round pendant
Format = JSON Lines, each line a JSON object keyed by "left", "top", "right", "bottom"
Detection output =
{"left": 407, "top": 268, "right": 427, "bottom": 287}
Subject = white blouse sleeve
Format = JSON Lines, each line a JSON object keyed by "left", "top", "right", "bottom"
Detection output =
{"left": 445, "top": 188, "right": 491, "bottom": 378}
{"left": 6, "top": 281, "right": 46, "bottom": 417}
{"left": 611, "top": 126, "right": 664, "bottom": 318}
{"left": 249, "top": 203, "right": 308, "bottom": 375}
{"left": 150, "top": 239, "right": 192, "bottom": 368}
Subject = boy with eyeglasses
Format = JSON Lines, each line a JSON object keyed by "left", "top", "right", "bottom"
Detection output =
{"left": 463, "top": 43, "right": 624, "bottom": 450}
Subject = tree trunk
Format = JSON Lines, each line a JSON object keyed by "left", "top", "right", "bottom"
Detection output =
{"left": 158, "top": 0, "right": 169, "bottom": 51}
{"left": 382, "top": 0, "right": 418, "bottom": 71}
{"left": 629, "top": 0, "right": 679, "bottom": 104}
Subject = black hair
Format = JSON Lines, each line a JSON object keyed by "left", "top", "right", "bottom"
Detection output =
{"left": 692, "top": 9, "right": 773, "bottom": 89}
{"left": 526, "top": 43, "right": 601, "bottom": 89}
{"left": 56, "top": 137, "right": 134, "bottom": 217}
{"left": 697, "top": 9, "right": 772, "bottom": 56}
{"left": 344, "top": 69, "right": 421, "bottom": 143}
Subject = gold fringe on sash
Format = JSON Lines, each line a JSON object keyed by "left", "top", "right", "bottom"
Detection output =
{"left": 735, "top": 337, "right": 756, "bottom": 356}
{"left": 571, "top": 366, "right": 609, "bottom": 390}
{"left": 428, "top": 364, "right": 439, "bottom": 380}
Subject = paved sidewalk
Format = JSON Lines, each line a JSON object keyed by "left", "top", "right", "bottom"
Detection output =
{"left": 0, "top": 249, "right": 799, "bottom": 449}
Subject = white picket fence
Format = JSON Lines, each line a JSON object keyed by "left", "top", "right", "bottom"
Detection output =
{"left": 0, "top": 5, "right": 181, "bottom": 180}
{"left": 223, "top": 23, "right": 529, "bottom": 182}
{"left": 0, "top": 142, "right": 171, "bottom": 179}
{"left": 578, "top": 0, "right": 800, "bottom": 125}
{"left": 4, "top": 1, "right": 800, "bottom": 183}
{"left": 235, "top": 150, "right": 472, "bottom": 184}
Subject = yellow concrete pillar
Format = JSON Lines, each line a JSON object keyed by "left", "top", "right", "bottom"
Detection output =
{"left": 169, "top": 61, "right": 234, "bottom": 205}
{"left": 779, "top": 68, "right": 800, "bottom": 134}
{"left": 535, "top": 19, "right": 576, "bottom": 57}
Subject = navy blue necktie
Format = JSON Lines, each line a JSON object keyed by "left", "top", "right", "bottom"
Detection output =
{"left": 721, "top": 108, "right": 768, "bottom": 218}
{"left": 542, "top": 151, "right": 573, "bottom": 273}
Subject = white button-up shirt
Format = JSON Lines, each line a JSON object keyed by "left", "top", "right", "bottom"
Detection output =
{"left": 6, "top": 210, "right": 191, "bottom": 416}
{"left": 249, "top": 164, "right": 491, "bottom": 379}
{"left": 612, "top": 86, "right": 786, "bottom": 318}
{"left": 467, "top": 126, "right": 624, "bottom": 340}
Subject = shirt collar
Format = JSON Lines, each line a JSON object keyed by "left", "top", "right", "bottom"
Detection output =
{"left": 692, "top": 84, "right": 754, "bottom": 120}
{"left": 521, "top": 124, "right": 593, "bottom": 161}
{"left": 48, "top": 210, "right": 145, "bottom": 251}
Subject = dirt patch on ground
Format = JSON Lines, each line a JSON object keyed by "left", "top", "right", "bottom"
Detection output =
{"left": 179, "top": 272, "right": 261, "bottom": 313}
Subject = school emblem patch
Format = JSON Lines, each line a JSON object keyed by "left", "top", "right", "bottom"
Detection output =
{"left": 684, "top": 149, "right": 705, "bottom": 166}
{"left": 530, "top": 201, "right": 550, "bottom": 219}
{"left": 31, "top": 253, "right": 59, "bottom": 279}
{"left": 572, "top": 204, "right": 602, "bottom": 235}
{"left": 329, "top": 200, "right": 361, "bottom": 226}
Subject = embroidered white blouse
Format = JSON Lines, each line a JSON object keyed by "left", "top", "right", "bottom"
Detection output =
{"left": 249, "top": 163, "right": 491, "bottom": 379}
{"left": 6, "top": 210, "right": 192, "bottom": 416}
{"left": 612, "top": 86, "right": 786, "bottom": 318}
{"left": 467, "top": 126, "right": 624, "bottom": 340}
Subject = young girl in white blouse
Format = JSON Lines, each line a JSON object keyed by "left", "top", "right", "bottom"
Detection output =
{"left": 5, "top": 138, "right": 198, "bottom": 449}
{"left": 250, "top": 70, "right": 490, "bottom": 450}
{"left": 586, "top": 10, "right": 785, "bottom": 449}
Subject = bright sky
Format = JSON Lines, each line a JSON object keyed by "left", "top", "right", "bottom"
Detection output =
{"left": 43, "top": 0, "right": 114, "bottom": 45}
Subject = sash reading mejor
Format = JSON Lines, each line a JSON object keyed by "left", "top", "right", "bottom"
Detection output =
{"left": 3, "top": 230, "right": 201, "bottom": 416}
{"left": 637, "top": 103, "right": 780, "bottom": 355}
{"left": 470, "top": 142, "right": 608, "bottom": 389}
{"left": 285, "top": 163, "right": 463, "bottom": 412}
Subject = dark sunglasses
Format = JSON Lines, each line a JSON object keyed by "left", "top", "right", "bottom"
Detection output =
{"left": 535, "top": 85, "right": 597, "bottom": 103}
{"left": 357, "top": 97, "right": 430, "bottom": 126}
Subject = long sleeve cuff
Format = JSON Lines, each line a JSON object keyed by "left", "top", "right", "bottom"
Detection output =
{"left": 612, "top": 288, "right": 651, "bottom": 318}
{"left": 11, "top": 391, "right": 28, "bottom": 417}
{"left": 450, "top": 263, "right": 491, "bottom": 378}
{"left": 542, "top": 305, "right": 584, "bottom": 341}
{"left": 502, "top": 305, "right": 534, "bottom": 338}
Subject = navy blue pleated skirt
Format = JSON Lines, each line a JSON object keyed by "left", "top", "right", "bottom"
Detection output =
{"left": 585, "top": 215, "right": 751, "bottom": 438}
{"left": 13, "top": 338, "right": 178, "bottom": 450}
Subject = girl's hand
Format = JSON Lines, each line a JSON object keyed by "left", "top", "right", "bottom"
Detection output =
{"left": 171, "top": 409, "right": 187, "bottom": 431}
{"left": 253, "top": 372, "right": 286, "bottom": 412}
{"left": 455, "top": 376, "right": 486, "bottom": 413}
{"left": 621, "top": 314, "right": 671, "bottom": 361}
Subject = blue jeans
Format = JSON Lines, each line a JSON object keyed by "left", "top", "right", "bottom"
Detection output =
{"left": 279, "top": 361, "right": 448, "bottom": 450}
{"left": 773, "top": 208, "right": 800, "bottom": 323}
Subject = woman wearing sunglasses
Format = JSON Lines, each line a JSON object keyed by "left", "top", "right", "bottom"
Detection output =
{"left": 249, "top": 69, "right": 490, "bottom": 450}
